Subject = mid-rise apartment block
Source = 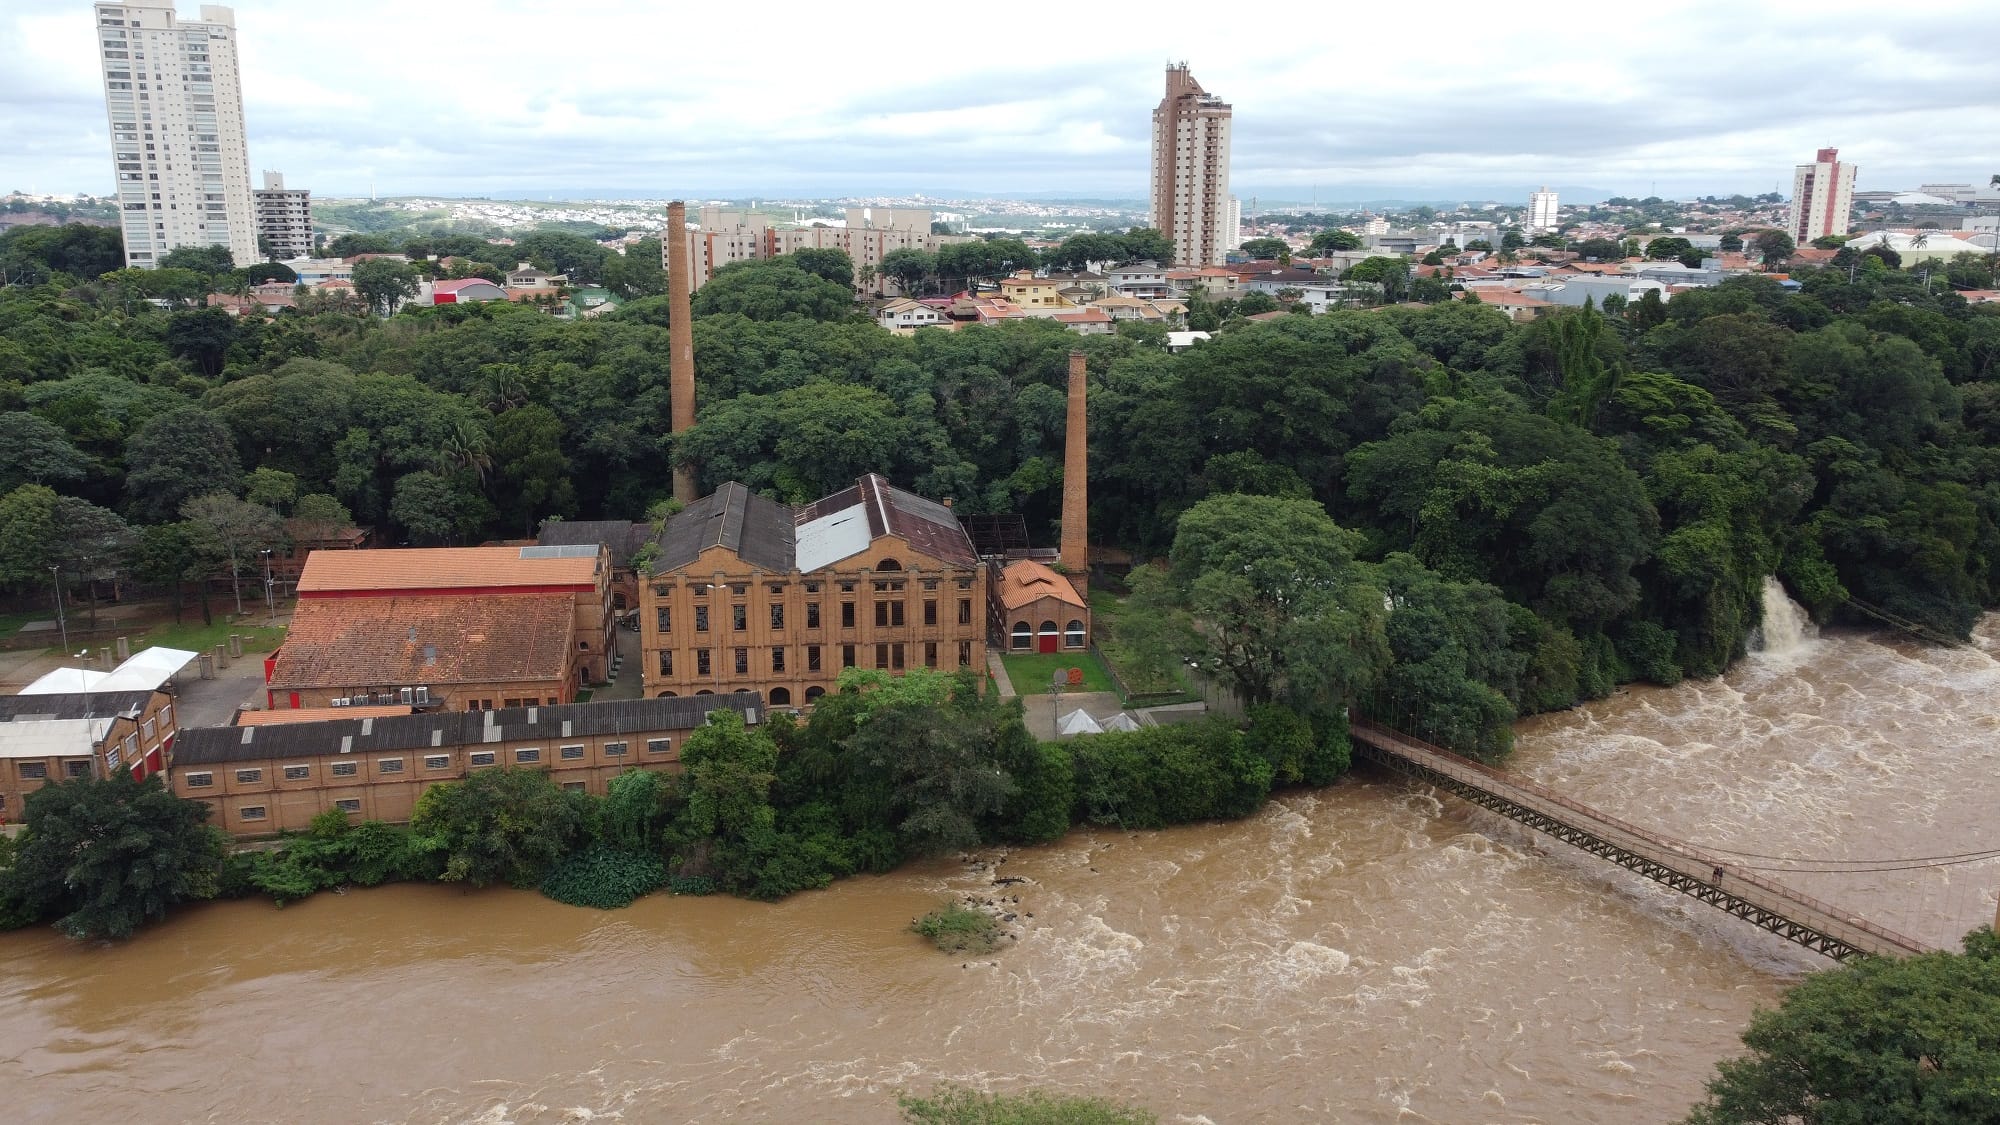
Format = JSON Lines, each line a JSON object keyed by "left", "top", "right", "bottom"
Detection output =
{"left": 94, "top": 0, "right": 257, "bottom": 267}
{"left": 663, "top": 205, "right": 969, "bottom": 294}
{"left": 251, "top": 170, "right": 312, "bottom": 260}
{"left": 1788, "top": 148, "right": 1857, "bottom": 244}
{"left": 1529, "top": 187, "right": 1560, "bottom": 232}
{"left": 1150, "top": 63, "right": 1234, "bottom": 267}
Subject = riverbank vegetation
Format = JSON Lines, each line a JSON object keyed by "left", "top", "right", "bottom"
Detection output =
{"left": 4, "top": 225, "right": 1995, "bottom": 756}
{"left": 1684, "top": 928, "right": 2000, "bottom": 1124}
{"left": 0, "top": 666, "right": 1344, "bottom": 935}
{"left": 910, "top": 901, "right": 1002, "bottom": 954}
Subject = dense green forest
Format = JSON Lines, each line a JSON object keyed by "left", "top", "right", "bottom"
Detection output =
{"left": 1, "top": 224, "right": 1998, "bottom": 757}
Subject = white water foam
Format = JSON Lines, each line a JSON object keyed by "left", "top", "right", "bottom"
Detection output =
{"left": 1750, "top": 575, "right": 1818, "bottom": 656}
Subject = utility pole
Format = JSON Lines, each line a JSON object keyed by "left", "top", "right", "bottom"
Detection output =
{"left": 49, "top": 564, "right": 68, "bottom": 654}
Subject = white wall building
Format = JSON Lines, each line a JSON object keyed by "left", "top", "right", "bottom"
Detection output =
{"left": 94, "top": 0, "right": 258, "bottom": 268}
{"left": 1528, "top": 187, "right": 1559, "bottom": 232}
{"left": 251, "top": 170, "right": 312, "bottom": 260}
{"left": 1150, "top": 64, "right": 1233, "bottom": 267}
{"left": 1788, "top": 147, "right": 1857, "bottom": 245}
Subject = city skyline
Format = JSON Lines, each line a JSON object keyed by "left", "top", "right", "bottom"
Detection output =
{"left": 8, "top": 0, "right": 2000, "bottom": 201}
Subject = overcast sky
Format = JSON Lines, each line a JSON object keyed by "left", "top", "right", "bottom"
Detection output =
{"left": 7, "top": 0, "right": 1999, "bottom": 203}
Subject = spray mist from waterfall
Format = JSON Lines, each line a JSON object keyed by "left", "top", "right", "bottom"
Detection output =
{"left": 1751, "top": 576, "right": 1819, "bottom": 655}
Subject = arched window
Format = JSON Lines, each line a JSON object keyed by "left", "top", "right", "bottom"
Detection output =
{"left": 656, "top": 690, "right": 678, "bottom": 698}
{"left": 876, "top": 558, "right": 902, "bottom": 571}
{"left": 770, "top": 687, "right": 792, "bottom": 705}
{"left": 1065, "top": 619, "right": 1086, "bottom": 648}
{"left": 1038, "top": 620, "right": 1058, "bottom": 635}
{"left": 805, "top": 686, "right": 826, "bottom": 702}
{"left": 695, "top": 689, "right": 714, "bottom": 696}
{"left": 1011, "top": 621, "right": 1033, "bottom": 650}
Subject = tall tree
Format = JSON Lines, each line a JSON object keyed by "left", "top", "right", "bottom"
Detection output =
{"left": 1684, "top": 929, "right": 2000, "bottom": 1125}
{"left": 180, "top": 493, "right": 284, "bottom": 616}
{"left": 0, "top": 412, "right": 93, "bottom": 493}
{"left": 788, "top": 248, "right": 856, "bottom": 287}
{"left": 124, "top": 405, "right": 242, "bottom": 522}
{"left": 1153, "top": 493, "right": 1390, "bottom": 712}
{"left": 0, "top": 775, "right": 227, "bottom": 939}
{"left": 351, "top": 258, "right": 420, "bottom": 316}
{"left": 489, "top": 405, "right": 576, "bottom": 534}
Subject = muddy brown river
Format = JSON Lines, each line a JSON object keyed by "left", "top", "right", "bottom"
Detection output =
{"left": 5, "top": 606, "right": 1996, "bottom": 1123}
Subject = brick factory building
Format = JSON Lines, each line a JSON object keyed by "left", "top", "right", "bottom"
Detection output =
{"left": 638, "top": 475, "right": 987, "bottom": 707}
{"left": 263, "top": 544, "right": 615, "bottom": 711}
{"left": 174, "top": 694, "right": 760, "bottom": 835}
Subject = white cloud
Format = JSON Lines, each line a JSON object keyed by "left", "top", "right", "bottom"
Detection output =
{"left": 5, "top": 0, "right": 1998, "bottom": 200}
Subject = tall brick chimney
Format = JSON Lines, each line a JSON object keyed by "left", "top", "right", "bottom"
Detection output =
{"left": 667, "top": 200, "right": 697, "bottom": 504}
{"left": 1061, "top": 349, "right": 1089, "bottom": 599}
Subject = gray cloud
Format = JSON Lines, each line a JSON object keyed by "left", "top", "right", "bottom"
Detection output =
{"left": 5, "top": 0, "right": 1997, "bottom": 201}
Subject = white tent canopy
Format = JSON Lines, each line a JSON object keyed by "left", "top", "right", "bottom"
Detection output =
{"left": 20, "top": 647, "right": 199, "bottom": 695}
{"left": 1057, "top": 710, "right": 1103, "bottom": 737}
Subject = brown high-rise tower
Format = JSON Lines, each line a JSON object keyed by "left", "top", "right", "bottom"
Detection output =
{"left": 667, "top": 200, "right": 698, "bottom": 504}
{"left": 1061, "top": 349, "right": 1089, "bottom": 600}
{"left": 1149, "top": 63, "right": 1233, "bottom": 267}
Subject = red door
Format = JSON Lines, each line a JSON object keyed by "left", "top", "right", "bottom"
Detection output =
{"left": 1038, "top": 633, "right": 1058, "bottom": 654}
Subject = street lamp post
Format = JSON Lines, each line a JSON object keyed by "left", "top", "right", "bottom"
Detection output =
{"left": 260, "top": 549, "right": 275, "bottom": 622}
{"left": 49, "top": 564, "right": 68, "bottom": 654}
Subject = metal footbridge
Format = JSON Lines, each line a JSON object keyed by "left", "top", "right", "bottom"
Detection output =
{"left": 1349, "top": 718, "right": 1935, "bottom": 962}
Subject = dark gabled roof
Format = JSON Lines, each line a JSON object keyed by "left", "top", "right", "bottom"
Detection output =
{"left": 793, "top": 473, "right": 978, "bottom": 570}
{"left": 175, "top": 693, "right": 761, "bottom": 766}
{"left": 654, "top": 482, "right": 795, "bottom": 574}
{"left": 0, "top": 690, "right": 157, "bottom": 723}
{"left": 537, "top": 519, "right": 651, "bottom": 568}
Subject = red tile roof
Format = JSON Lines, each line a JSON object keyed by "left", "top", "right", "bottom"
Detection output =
{"left": 297, "top": 546, "right": 599, "bottom": 596}
{"left": 268, "top": 594, "right": 578, "bottom": 690}
{"left": 997, "top": 559, "right": 1085, "bottom": 611}
{"left": 237, "top": 704, "right": 413, "bottom": 725}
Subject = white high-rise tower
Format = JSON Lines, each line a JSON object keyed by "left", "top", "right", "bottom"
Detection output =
{"left": 1788, "top": 148, "right": 1856, "bottom": 245}
{"left": 94, "top": 1, "right": 258, "bottom": 268}
{"left": 1528, "top": 187, "right": 1559, "bottom": 232}
{"left": 1149, "top": 63, "right": 1233, "bottom": 267}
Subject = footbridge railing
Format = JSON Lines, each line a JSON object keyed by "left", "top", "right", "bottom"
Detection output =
{"left": 1349, "top": 718, "right": 1936, "bottom": 963}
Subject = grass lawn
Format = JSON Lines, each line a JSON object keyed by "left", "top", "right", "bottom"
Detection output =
{"left": 1000, "top": 649, "right": 1116, "bottom": 695}
{"left": 126, "top": 618, "right": 289, "bottom": 657}
{"left": 1089, "top": 589, "right": 1196, "bottom": 699}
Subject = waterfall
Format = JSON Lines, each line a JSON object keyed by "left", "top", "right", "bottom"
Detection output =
{"left": 1751, "top": 575, "right": 1818, "bottom": 655}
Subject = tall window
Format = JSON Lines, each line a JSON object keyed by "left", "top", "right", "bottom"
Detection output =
{"left": 696, "top": 648, "right": 712, "bottom": 676}
{"left": 658, "top": 650, "right": 673, "bottom": 676}
{"left": 958, "top": 641, "right": 972, "bottom": 667}
{"left": 875, "top": 643, "right": 889, "bottom": 669}
{"left": 734, "top": 647, "right": 749, "bottom": 675}
{"left": 841, "top": 602, "right": 855, "bottom": 628}
{"left": 695, "top": 605, "right": 710, "bottom": 632}
{"left": 924, "top": 599, "right": 937, "bottom": 625}
{"left": 958, "top": 598, "right": 972, "bottom": 625}
{"left": 808, "top": 645, "right": 822, "bottom": 671}
{"left": 892, "top": 643, "right": 905, "bottom": 670}
{"left": 657, "top": 606, "right": 671, "bottom": 632}
{"left": 842, "top": 644, "right": 856, "bottom": 668}
{"left": 771, "top": 604, "right": 784, "bottom": 630}
{"left": 771, "top": 646, "right": 786, "bottom": 673}
{"left": 732, "top": 604, "right": 747, "bottom": 631}
{"left": 924, "top": 641, "right": 938, "bottom": 668}
{"left": 891, "top": 602, "right": 905, "bottom": 626}
{"left": 807, "top": 602, "right": 821, "bottom": 628}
